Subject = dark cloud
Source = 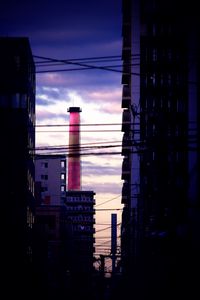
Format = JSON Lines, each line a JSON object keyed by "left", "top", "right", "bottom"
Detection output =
{"left": 1, "top": 0, "right": 121, "bottom": 27}
{"left": 0, "top": 0, "right": 121, "bottom": 55}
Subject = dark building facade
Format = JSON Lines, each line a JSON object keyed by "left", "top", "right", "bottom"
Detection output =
{"left": 0, "top": 37, "right": 35, "bottom": 295}
{"left": 120, "top": 1, "right": 200, "bottom": 299}
{"left": 35, "top": 154, "right": 67, "bottom": 205}
{"left": 34, "top": 154, "right": 69, "bottom": 298}
{"left": 65, "top": 190, "right": 96, "bottom": 299}
{"left": 34, "top": 205, "right": 70, "bottom": 299}
{"left": 65, "top": 191, "right": 95, "bottom": 272}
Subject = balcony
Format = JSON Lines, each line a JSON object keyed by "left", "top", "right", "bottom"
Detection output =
{"left": 123, "top": 62, "right": 131, "bottom": 74}
{"left": 121, "top": 62, "right": 131, "bottom": 85}
{"left": 122, "top": 109, "right": 131, "bottom": 132}
{"left": 122, "top": 73, "right": 130, "bottom": 85}
{"left": 122, "top": 85, "right": 131, "bottom": 108}
{"left": 123, "top": 36, "right": 131, "bottom": 49}
{"left": 121, "top": 156, "right": 131, "bottom": 180}
{"left": 121, "top": 181, "right": 130, "bottom": 204}
{"left": 65, "top": 196, "right": 95, "bottom": 204}
{"left": 122, "top": 22, "right": 131, "bottom": 37}
{"left": 122, "top": 47, "right": 131, "bottom": 61}
{"left": 74, "top": 225, "right": 95, "bottom": 234}
{"left": 65, "top": 205, "right": 95, "bottom": 214}
{"left": 122, "top": 132, "right": 132, "bottom": 156}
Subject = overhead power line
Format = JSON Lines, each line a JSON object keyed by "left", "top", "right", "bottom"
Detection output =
{"left": 35, "top": 63, "right": 140, "bottom": 74}
{"left": 34, "top": 54, "right": 140, "bottom": 64}
{"left": 34, "top": 54, "right": 122, "bottom": 64}
{"left": 95, "top": 195, "right": 121, "bottom": 207}
{"left": 36, "top": 130, "right": 122, "bottom": 133}
{"left": 96, "top": 208, "right": 123, "bottom": 211}
{"left": 34, "top": 53, "right": 122, "bottom": 73}
{"left": 33, "top": 54, "right": 140, "bottom": 76}
{"left": 35, "top": 122, "right": 137, "bottom": 127}
{"left": 35, "top": 121, "right": 196, "bottom": 127}
{"left": 32, "top": 53, "right": 199, "bottom": 86}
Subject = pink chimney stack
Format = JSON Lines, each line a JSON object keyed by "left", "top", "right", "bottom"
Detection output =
{"left": 67, "top": 107, "right": 82, "bottom": 191}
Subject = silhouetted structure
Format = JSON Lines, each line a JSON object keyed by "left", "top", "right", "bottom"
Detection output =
{"left": 65, "top": 190, "right": 95, "bottom": 271}
{"left": 65, "top": 190, "right": 95, "bottom": 299}
{"left": 0, "top": 37, "right": 35, "bottom": 296}
{"left": 34, "top": 205, "right": 70, "bottom": 299}
{"left": 120, "top": 1, "right": 200, "bottom": 299}
{"left": 34, "top": 155, "right": 69, "bottom": 297}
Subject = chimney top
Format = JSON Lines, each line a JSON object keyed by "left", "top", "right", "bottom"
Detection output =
{"left": 67, "top": 107, "right": 82, "bottom": 113}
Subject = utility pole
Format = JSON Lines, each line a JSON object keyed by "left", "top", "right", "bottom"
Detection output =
{"left": 111, "top": 213, "right": 117, "bottom": 274}
{"left": 100, "top": 254, "right": 105, "bottom": 277}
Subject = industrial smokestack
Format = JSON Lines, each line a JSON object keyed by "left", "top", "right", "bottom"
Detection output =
{"left": 67, "top": 107, "right": 82, "bottom": 191}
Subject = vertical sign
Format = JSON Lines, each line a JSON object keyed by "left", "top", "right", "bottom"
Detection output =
{"left": 111, "top": 213, "right": 117, "bottom": 274}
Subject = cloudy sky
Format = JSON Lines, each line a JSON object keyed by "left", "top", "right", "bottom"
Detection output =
{"left": 0, "top": 0, "right": 123, "bottom": 255}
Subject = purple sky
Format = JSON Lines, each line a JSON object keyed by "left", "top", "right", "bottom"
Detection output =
{"left": 0, "top": 0, "right": 123, "bottom": 243}
{"left": 0, "top": 0, "right": 123, "bottom": 119}
{"left": 0, "top": 0, "right": 121, "bottom": 56}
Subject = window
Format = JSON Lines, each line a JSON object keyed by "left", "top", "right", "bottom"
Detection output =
{"left": 61, "top": 160, "right": 65, "bottom": 168}
{"left": 61, "top": 173, "right": 65, "bottom": 180}
{"left": 61, "top": 185, "right": 65, "bottom": 192}
{"left": 41, "top": 162, "right": 48, "bottom": 168}
{"left": 12, "top": 94, "right": 20, "bottom": 108}
{"left": 168, "top": 49, "right": 172, "bottom": 62}
{"left": 41, "top": 174, "right": 48, "bottom": 180}
{"left": 14, "top": 55, "right": 20, "bottom": 70}
{"left": 41, "top": 186, "right": 48, "bottom": 192}
{"left": 0, "top": 95, "right": 7, "bottom": 107}
{"left": 37, "top": 215, "right": 56, "bottom": 230}
{"left": 21, "top": 94, "right": 27, "bottom": 108}
{"left": 152, "top": 48, "right": 157, "bottom": 61}
{"left": 152, "top": 24, "right": 156, "bottom": 36}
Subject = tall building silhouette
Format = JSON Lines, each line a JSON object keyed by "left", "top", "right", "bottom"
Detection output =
{"left": 120, "top": 1, "right": 200, "bottom": 299}
{"left": 0, "top": 37, "right": 35, "bottom": 295}
{"left": 34, "top": 154, "right": 68, "bottom": 297}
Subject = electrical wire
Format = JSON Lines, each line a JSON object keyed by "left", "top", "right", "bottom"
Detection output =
{"left": 35, "top": 122, "right": 139, "bottom": 127}
{"left": 95, "top": 195, "right": 121, "bottom": 207}
{"left": 34, "top": 54, "right": 140, "bottom": 64}
{"left": 34, "top": 54, "right": 141, "bottom": 76}
{"left": 96, "top": 209, "right": 123, "bottom": 211}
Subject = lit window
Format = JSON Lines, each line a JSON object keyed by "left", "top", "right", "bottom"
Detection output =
{"left": 61, "top": 185, "right": 65, "bottom": 192}
{"left": 61, "top": 173, "right": 65, "bottom": 180}
{"left": 61, "top": 160, "right": 65, "bottom": 168}
{"left": 152, "top": 49, "right": 157, "bottom": 61}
